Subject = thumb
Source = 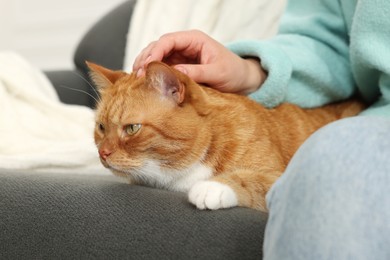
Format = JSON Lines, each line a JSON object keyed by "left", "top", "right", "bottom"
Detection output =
{"left": 174, "top": 64, "right": 216, "bottom": 85}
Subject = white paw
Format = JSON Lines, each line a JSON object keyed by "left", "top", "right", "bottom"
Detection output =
{"left": 188, "top": 181, "right": 238, "bottom": 210}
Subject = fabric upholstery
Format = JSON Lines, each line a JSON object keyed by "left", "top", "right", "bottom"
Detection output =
{"left": 73, "top": 0, "right": 136, "bottom": 77}
{"left": 0, "top": 172, "right": 267, "bottom": 259}
{"left": 45, "top": 70, "right": 97, "bottom": 107}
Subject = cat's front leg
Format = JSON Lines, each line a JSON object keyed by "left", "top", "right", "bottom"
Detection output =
{"left": 188, "top": 168, "right": 281, "bottom": 211}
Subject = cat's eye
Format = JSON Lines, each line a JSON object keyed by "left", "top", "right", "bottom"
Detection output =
{"left": 125, "top": 124, "right": 142, "bottom": 136}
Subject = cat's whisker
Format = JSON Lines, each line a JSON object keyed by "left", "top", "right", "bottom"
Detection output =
{"left": 71, "top": 71, "right": 100, "bottom": 98}
{"left": 58, "top": 84, "right": 100, "bottom": 104}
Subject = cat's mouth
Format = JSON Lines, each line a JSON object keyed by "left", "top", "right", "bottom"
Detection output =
{"left": 104, "top": 162, "right": 125, "bottom": 172}
{"left": 103, "top": 162, "right": 132, "bottom": 177}
{"left": 99, "top": 158, "right": 110, "bottom": 169}
{"left": 101, "top": 159, "right": 140, "bottom": 176}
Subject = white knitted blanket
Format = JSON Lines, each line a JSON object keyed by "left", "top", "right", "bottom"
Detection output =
{"left": 123, "top": 0, "right": 286, "bottom": 71}
{"left": 0, "top": 52, "right": 110, "bottom": 175}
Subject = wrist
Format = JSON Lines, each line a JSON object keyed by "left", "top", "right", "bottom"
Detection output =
{"left": 241, "top": 58, "right": 267, "bottom": 95}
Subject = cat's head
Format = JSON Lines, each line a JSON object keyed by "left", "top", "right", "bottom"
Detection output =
{"left": 87, "top": 61, "right": 211, "bottom": 177}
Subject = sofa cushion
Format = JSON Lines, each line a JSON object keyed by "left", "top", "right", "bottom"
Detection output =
{"left": 0, "top": 172, "right": 267, "bottom": 259}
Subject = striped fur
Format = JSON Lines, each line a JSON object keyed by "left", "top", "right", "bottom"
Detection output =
{"left": 88, "top": 61, "right": 365, "bottom": 211}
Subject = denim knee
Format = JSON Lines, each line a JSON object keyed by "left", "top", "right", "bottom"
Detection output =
{"left": 264, "top": 116, "right": 390, "bottom": 260}
{"left": 266, "top": 116, "right": 390, "bottom": 208}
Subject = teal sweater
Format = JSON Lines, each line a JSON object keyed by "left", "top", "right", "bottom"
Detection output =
{"left": 228, "top": 0, "right": 390, "bottom": 116}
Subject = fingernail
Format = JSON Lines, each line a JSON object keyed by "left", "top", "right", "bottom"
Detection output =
{"left": 175, "top": 66, "right": 187, "bottom": 75}
{"left": 145, "top": 55, "right": 152, "bottom": 63}
{"left": 136, "top": 68, "right": 143, "bottom": 78}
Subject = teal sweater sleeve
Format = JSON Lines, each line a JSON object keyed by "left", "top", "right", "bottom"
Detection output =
{"left": 349, "top": 0, "right": 390, "bottom": 116}
{"left": 228, "top": 0, "right": 355, "bottom": 108}
{"left": 228, "top": 0, "right": 390, "bottom": 117}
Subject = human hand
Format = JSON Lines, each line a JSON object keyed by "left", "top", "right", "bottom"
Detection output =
{"left": 133, "top": 30, "right": 266, "bottom": 95}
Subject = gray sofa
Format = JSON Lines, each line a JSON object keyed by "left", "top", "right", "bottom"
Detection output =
{"left": 0, "top": 1, "right": 268, "bottom": 259}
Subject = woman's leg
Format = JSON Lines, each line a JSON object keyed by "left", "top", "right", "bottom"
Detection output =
{"left": 264, "top": 116, "right": 390, "bottom": 260}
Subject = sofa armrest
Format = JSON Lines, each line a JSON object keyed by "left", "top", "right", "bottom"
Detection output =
{"left": 73, "top": 0, "right": 136, "bottom": 76}
{"left": 45, "top": 70, "right": 98, "bottom": 108}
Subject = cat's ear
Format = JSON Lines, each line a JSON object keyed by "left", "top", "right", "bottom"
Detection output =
{"left": 145, "top": 61, "right": 185, "bottom": 104}
{"left": 86, "top": 61, "right": 125, "bottom": 89}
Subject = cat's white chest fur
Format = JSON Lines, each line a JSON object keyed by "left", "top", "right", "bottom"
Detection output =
{"left": 126, "top": 159, "right": 238, "bottom": 210}
{"left": 129, "top": 160, "right": 213, "bottom": 192}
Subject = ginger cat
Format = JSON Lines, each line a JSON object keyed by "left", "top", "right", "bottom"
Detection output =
{"left": 88, "top": 61, "right": 364, "bottom": 212}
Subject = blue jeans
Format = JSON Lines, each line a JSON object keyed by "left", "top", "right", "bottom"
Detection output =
{"left": 264, "top": 116, "right": 390, "bottom": 260}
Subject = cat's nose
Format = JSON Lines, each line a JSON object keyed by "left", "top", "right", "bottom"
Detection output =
{"left": 99, "top": 148, "right": 112, "bottom": 161}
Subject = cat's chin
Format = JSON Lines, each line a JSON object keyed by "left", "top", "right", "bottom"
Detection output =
{"left": 108, "top": 167, "right": 130, "bottom": 179}
{"left": 100, "top": 161, "right": 131, "bottom": 178}
{"left": 107, "top": 163, "right": 146, "bottom": 180}
{"left": 101, "top": 160, "right": 130, "bottom": 173}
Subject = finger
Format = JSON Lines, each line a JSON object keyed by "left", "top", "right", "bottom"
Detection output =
{"left": 133, "top": 35, "right": 178, "bottom": 72}
{"left": 174, "top": 64, "right": 221, "bottom": 87}
{"left": 133, "top": 41, "right": 157, "bottom": 72}
{"left": 133, "top": 30, "right": 205, "bottom": 72}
